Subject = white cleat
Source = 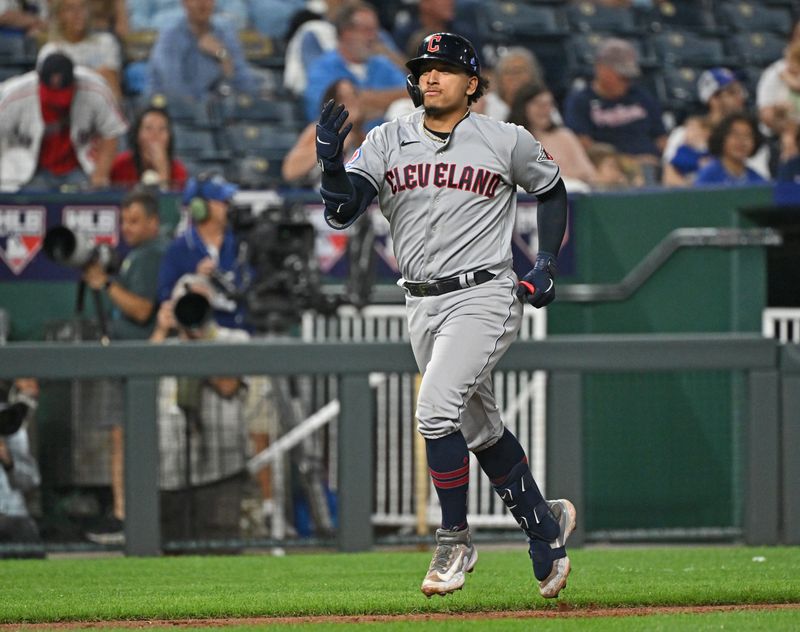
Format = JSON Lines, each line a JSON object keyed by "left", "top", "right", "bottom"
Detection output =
{"left": 538, "top": 499, "right": 577, "bottom": 599}
{"left": 420, "top": 528, "right": 478, "bottom": 597}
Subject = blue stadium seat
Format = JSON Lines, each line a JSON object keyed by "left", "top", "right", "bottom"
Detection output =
{"left": 140, "top": 94, "right": 216, "bottom": 128}
{"left": 220, "top": 94, "right": 302, "bottom": 127}
{"left": 635, "top": 0, "right": 719, "bottom": 35}
{"left": 659, "top": 66, "right": 704, "bottom": 116}
{"left": 226, "top": 153, "right": 286, "bottom": 189}
{"left": 479, "top": 1, "right": 568, "bottom": 40}
{"left": 718, "top": 1, "right": 793, "bottom": 36}
{"left": 566, "top": 33, "right": 653, "bottom": 80}
{"left": 225, "top": 123, "right": 299, "bottom": 157}
{"left": 727, "top": 32, "right": 785, "bottom": 66}
{"left": 652, "top": 31, "right": 730, "bottom": 67}
{"left": 171, "top": 125, "right": 226, "bottom": 160}
{"left": 567, "top": 2, "right": 637, "bottom": 35}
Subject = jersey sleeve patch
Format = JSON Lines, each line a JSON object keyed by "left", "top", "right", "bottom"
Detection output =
{"left": 345, "top": 147, "right": 362, "bottom": 169}
{"left": 537, "top": 146, "right": 554, "bottom": 162}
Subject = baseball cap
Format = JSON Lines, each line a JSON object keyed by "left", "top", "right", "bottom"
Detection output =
{"left": 38, "top": 52, "right": 74, "bottom": 90}
{"left": 182, "top": 174, "right": 239, "bottom": 205}
{"left": 595, "top": 38, "right": 640, "bottom": 79}
{"left": 697, "top": 67, "right": 738, "bottom": 104}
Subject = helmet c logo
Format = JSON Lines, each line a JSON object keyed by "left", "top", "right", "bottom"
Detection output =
{"left": 427, "top": 35, "right": 442, "bottom": 53}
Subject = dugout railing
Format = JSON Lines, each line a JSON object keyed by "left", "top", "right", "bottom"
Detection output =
{"left": 0, "top": 333, "right": 796, "bottom": 556}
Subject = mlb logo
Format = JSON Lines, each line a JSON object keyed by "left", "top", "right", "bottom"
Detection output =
{"left": 62, "top": 206, "right": 119, "bottom": 247}
{"left": 0, "top": 206, "right": 46, "bottom": 275}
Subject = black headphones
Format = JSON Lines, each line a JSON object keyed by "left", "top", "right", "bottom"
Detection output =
{"left": 406, "top": 74, "right": 423, "bottom": 108}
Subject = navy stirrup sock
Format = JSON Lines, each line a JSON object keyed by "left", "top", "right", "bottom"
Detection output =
{"left": 426, "top": 431, "right": 470, "bottom": 531}
{"left": 476, "top": 429, "right": 559, "bottom": 542}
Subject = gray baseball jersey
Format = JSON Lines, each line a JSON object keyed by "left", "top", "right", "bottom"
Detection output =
{"left": 344, "top": 108, "right": 560, "bottom": 283}
{"left": 343, "top": 108, "right": 560, "bottom": 448}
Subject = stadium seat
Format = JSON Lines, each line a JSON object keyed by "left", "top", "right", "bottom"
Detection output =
{"left": 635, "top": 0, "right": 719, "bottom": 34}
{"left": 566, "top": 33, "right": 653, "bottom": 80}
{"left": 567, "top": 2, "right": 637, "bottom": 35}
{"left": 659, "top": 66, "right": 704, "bottom": 116}
{"left": 142, "top": 94, "right": 216, "bottom": 128}
{"left": 0, "top": 35, "right": 36, "bottom": 66}
{"left": 123, "top": 30, "right": 158, "bottom": 63}
{"left": 479, "top": 1, "right": 568, "bottom": 40}
{"left": 718, "top": 1, "right": 793, "bottom": 36}
{"left": 651, "top": 31, "right": 729, "bottom": 67}
{"left": 221, "top": 94, "right": 301, "bottom": 127}
{"left": 727, "top": 32, "right": 785, "bottom": 66}
{"left": 238, "top": 29, "right": 276, "bottom": 66}
{"left": 225, "top": 123, "right": 299, "bottom": 157}
{"left": 172, "top": 125, "right": 226, "bottom": 160}
{"left": 226, "top": 153, "right": 286, "bottom": 189}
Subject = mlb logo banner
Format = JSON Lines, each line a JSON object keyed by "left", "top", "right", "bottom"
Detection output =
{"left": 62, "top": 206, "right": 119, "bottom": 248}
{"left": 0, "top": 206, "right": 46, "bottom": 275}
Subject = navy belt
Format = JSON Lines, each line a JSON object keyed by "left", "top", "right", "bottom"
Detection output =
{"left": 403, "top": 270, "right": 495, "bottom": 297}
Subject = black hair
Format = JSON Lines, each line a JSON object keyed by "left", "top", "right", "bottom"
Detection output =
{"left": 707, "top": 113, "right": 763, "bottom": 158}
{"left": 121, "top": 186, "right": 159, "bottom": 218}
{"left": 508, "top": 81, "right": 550, "bottom": 128}
{"left": 129, "top": 106, "right": 175, "bottom": 179}
{"left": 469, "top": 75, "right": 489, "bottom": 105}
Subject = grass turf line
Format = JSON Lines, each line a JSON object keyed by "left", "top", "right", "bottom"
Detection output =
{"left": 0, "top": 547, "right": 798, "bottom": 623}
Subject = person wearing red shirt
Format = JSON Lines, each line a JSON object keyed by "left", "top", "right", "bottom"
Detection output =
{"left": 110, "top": 106, "right": 187, "bottom": 190}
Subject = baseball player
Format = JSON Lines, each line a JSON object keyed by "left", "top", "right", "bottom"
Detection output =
{"left": 315, "top": 32, "right": 576, "bottom": 599}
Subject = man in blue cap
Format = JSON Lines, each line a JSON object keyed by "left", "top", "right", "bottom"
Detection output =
{"left": 157, "top": 173, "right": 249, "bottom": 330}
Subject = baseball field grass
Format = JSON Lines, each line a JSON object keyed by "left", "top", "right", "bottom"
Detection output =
{"left": 0, "top": 546, "right": 798, "bottom": 630}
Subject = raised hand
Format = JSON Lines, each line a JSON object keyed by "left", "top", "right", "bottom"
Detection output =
{"left": 316, "top": 99, "right": 353, "bottom": 173}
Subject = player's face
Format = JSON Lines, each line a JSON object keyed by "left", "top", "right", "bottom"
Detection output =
{"left": 418, "top": 61, "right": 477, "bottom": 115}
{"left": 121, "top": 203, "right": 158, "bottom": 247}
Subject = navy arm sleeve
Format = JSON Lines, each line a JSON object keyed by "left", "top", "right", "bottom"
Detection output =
{"left": 534, "top": 177, "right": 568, "bottom": 256}
{"left": 320, "top": 169, "right": 378, "bottom": 230}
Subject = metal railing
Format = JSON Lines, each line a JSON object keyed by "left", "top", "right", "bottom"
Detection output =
{"left": 0, "top": 333, "right": 793, "bottom": 555}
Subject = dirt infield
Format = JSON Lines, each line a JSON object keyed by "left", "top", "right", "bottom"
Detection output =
{"left": 3, "top": 603, "right": 799, "bottom": 629}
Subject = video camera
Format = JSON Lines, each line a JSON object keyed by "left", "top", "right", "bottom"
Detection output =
{"left": 227, "top": 201, "right": 339, "bottom": 333}
{"left": 42, "top": 225, "right": 120, "bottom": 274}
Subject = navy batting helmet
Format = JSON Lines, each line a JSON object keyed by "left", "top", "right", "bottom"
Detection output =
{"left": 406, "top": 32, "right": 481, "bottom": 80}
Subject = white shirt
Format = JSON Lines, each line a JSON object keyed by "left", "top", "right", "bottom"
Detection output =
{"left": 0, "top": 66, "right": 127, "bottom": 191}
{"left": 39, "top": 33, "right": 122, "bottom": 72}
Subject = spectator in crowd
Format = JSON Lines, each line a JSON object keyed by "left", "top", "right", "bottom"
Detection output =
{"left": 587, "top": 142, "right": 642, "bottom": 189}
{"left": 662, "top": 115, "right": 711, "bottom": 186}
{"left": 0, "top": 0, "right": 46, "bottom": 39}
{"left": 392, "top": 0, "right": 481, "bottom": 59}
{"left": 778, "top": 125, "right": 800, "bottom": 183}
{"left": 110, "top": 106, "right": 188, "bottom": 190}
{"left": 662, "top": 67, "right": 764, "bottom": 186}
{"left": 481, "top": 47, "right": 545, "bottom": 121}
{"left": 757, "top": 37, "right": 800, "bottom": 167}
{"left": 87, "top": 0, "right": 128, "bottom": 38}
{"left": 0, "top": 53, "right": 127, "bottom": 192}
{"left": 564, "top": 38, "right": 666, "bottom": 178}
{"left": 0, "top": 379, "right": 43, "bottom": 558}
{"left": 157, "top": 174, "right": 250, "bottom": 330}
{"left": 38, "top": 0, "right": 123, "bottom": 98}
{"left": 150, "top": 276, "right": 250, "bottom": 543}
{"left": 509, "top": 83, "right": 597, "bottom": 190}
{"left": 303, "top": 1, "right": 407, "bottom": 126}
{"left": 130, "top": 0, "right": 250, "bottom": 32}
{"left": 81, "top": 188, "right": 166, "bottom": 544}
{"left": 251, "top": 0, "right": 305, "bottom": 40}
{"left": 147, "top": 0, "right": 255, "bottom": 101}
{"left": 283, "top": 78, "right": 366, "bottom": 185}
{"left": 695, "top": 114, "right": 767, "bottom": 186}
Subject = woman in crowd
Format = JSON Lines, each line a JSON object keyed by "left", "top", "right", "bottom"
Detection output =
{"left": 481, "top": 47, "right": 545, "bottom": 121}
{"left": 38, "top": 0, "right": 122, "bottom": 97}
{"left": 695, "top": 114, "right": 767, "bottom": 186}
{"left": 110, "top": 106, "right": 188, "bottom": 190}
{"left": 282, "top": 78, "right": 366, "bottom": 185}
{"left": 509, "top": 82, "right": 597, "bottom": 188}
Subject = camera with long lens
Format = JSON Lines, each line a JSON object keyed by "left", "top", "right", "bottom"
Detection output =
{"left": 227, "top": 202, "right": 339, "bottom": 334}
{"left": 0, "top": 402, "right": 27, "bottom": 436}
{"left": 173, "top": 288, "right": 213, "bottom": 332}
{"left": 42, "top": 225, "right": 120, "bottom": 274}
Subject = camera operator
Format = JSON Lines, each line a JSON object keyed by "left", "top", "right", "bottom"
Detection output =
{"left": 83, "top": 187, "right": 166, "bottom": 545}
{"left": 149, "top": 275, "right": 250, "bottom": 543}
{"left": 0, "top": 379, "right": 44, "bottom": 558}
{"left": 157, "top": 174, "right": 250, "bottom": 331}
